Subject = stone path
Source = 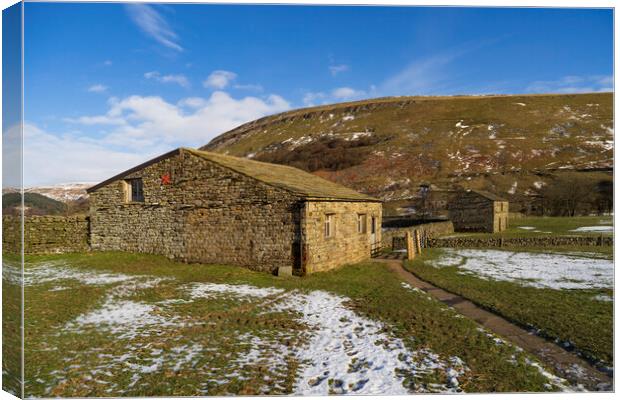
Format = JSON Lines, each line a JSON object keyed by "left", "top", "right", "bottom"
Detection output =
{"left": 375, "top": 258, "right": 613, "bottom": 391}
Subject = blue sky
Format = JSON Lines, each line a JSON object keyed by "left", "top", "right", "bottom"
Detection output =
{"left": 15, "top": 3, "right": 615, "bottom": 185}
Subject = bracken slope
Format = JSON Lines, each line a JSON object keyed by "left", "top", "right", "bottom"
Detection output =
{"left": 200, "top": 93, "right": 613, "bottom": 204}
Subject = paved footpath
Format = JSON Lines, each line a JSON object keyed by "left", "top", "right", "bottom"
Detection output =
{"left": 376, "top": 258, "right": 613, "bottom": 391}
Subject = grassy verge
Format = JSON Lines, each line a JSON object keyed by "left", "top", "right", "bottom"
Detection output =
{"left": 405, "top": 249, "right": 613, "bottom": 366}
{"left": 21, "top": 251, "right": 559, "bottom": 395}
{"left": 2, "top": 253, "right": 22, "bottom": 396}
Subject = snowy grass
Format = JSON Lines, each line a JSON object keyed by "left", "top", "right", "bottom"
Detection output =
{"left": 570, "top": 226, "right": 613, "bottom": 233}
{"left": 19, "top": 252, "right": 571, "bottom": 396}
{"left": 428, "top": 248, "right": 613, "bottom": 290}
{"left": 407, "top": 248, "right": 613, "bottom": 367}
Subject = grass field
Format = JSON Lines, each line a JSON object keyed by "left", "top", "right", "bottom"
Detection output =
{"left": 405, "top": 248, "right": 613, "bottom": 368}
{"left": 447, "top": 215, "right": 613, "bottom": 239}
{"left": 1, "top": 252, "right": 580, "bottom": 396}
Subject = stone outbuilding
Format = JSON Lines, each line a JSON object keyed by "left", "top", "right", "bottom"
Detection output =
{"left": 87, "top": 148, "right": 382, "bottom": 275}
{"left": 448, "top": 189, "right": 509, "bottom": 233}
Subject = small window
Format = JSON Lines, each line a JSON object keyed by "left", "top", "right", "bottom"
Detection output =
{"left": 126, "top": 178, "right": 144, "bottom": 202}
{"left": 357, "top": 214, "right": 367, "bottom": 233}
{"left": 324, "top": 214, "right": 334, "bottom": 238}
{"left": 371, "top": 216, "right": 376, "bottom": 234}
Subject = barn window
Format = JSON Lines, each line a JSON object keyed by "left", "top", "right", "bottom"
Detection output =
{"left": 357, "top": 214, "right": 367, "bottom": 233}
{"left": 125, "top": 178, "right": 144, "bottom": 202}
{"left": 324, "top": 214, "right": 334, "bottom": 238}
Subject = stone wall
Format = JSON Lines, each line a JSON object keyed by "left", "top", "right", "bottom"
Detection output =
{"left": 383, "top": 220, "right": 454, "bottom": 249}
{"left": 2, "top": 215, "right": 90, "bottom": 254}
{"left": 301, "top": 201, "right": 382, "bottom": 274}
{"left": 90, "top": 150, "right": 302, "bottom": 274}
{"left": 428, "top": 235, "right": 613, "bottom": 248}
{"left": 449, "top": 191, "right": 508, "bottom": 233}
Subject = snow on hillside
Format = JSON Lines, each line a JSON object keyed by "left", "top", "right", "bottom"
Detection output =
{"left": 24, "top": 182, "right": 94, "bottom": 202}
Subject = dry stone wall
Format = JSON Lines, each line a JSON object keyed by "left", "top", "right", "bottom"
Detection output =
{"left": 2, "top": 215, "right": 90, "bottom": 254}
{"left": 89, "top": 150, "right": 302, "bottom": 274}
{"left": 429, "top": 235, "right": 613, "bottom": 248}
{"left": 383, "top": 220, "right": 454, "bottom": 249}
{"left": 302, "top": 201, "right": 382, "bottom": 273}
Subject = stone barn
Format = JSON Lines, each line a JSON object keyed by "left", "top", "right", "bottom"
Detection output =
{"left": 448, "top": 189, "right": 509, "bottom": 233}
{"left": 87, "top": 148, "right": 382, "bottom": 275}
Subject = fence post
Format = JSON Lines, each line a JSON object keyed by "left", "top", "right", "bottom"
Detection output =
{"left": 414, "top": 229, "right": 422, "bottom": 254}
{"left": 406, "top": 231, "right": 415, "bottom": 260}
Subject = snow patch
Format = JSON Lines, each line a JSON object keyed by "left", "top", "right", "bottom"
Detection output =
{"left": 592, "top": 294, "right": 613, "bottom": 302}
{"left": 23, "top": 262, "right": 133, "bottom": 287}
{"left": 429, "top": 249, "right": 613, "bottom": 290}
{"left": 188, "top": 282, "right": 285, "bottom": 300}
{"left": 570, "top": 226, "right": 613, "bottom": 233}
{"left": 270, "top": 290, "right": 468, "bottom": 394}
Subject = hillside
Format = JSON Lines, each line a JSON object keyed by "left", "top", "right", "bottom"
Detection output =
{"left": 201, "top": 93, "right": 613, "bottom": 213}
{"left": 2, "top": 192, "right": 68, "bottom": 216}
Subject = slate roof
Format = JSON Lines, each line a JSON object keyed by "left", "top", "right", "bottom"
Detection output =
{"left": 467, "top": 189, "right": 507, "bottom": 202}
{"left": 88, "top": 147, "right": 380, "bottom": 202}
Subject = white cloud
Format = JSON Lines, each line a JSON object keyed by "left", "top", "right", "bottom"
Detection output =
{"left": 203, "top": 70, "right": 237, "bottom": 89}
{"left": 302, "top": 87, "right": 367, "bottom": 106}
{"left": 329, "top": 64, "right": 349, "bottom": 76}
{"left": 525, "top": 75, "right": 613, "bottom": 94}
{"left": 331, "top": 87, "right": 365, "bottom": 99}
{"left": 302, "top": 91, "right": 327, "bottom": 106}
{"left": 103, "top": 60, "right": 112, "bottom": 66}
{"left": 66, "top": 91, "right": 290, "bottom": 149}
{"left": 88, "top": 84, "right": 107, "bottom": 93}
{"left": 126, "top": 4, "right": 183, "bottom": 52}
{"left": 144, "top": 71, "right": 190, "bottom": 88}
{"left": 27, "top": 90, "right": 291, "bottom": 185}
{"left": 2, "top": 123, "right": 22, "bottom": 188}
{"left": 8, "top": 122, "right": 154, "bottom": 186}
{"left": 233, "top": 83, "right": 264, "bottom": 92}
{"left": 177, "top": 97, "right": 208, "bottom": 109}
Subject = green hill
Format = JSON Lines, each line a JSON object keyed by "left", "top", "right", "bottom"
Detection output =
{"left": 201, "top": 93, "right": 613, "bottom": 214}
{"left": 3, "top": 192, "right": 68, "bottom": 216}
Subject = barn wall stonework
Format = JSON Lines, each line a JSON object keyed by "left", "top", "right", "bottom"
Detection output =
{"left": 89, "top": 151, "right": 302, "bottom": 273}
{"left": 302, "top": 201, "right": 382, "bottom": 274}
{"left": 89, "top": 150, "right": 380, "bottom": 274}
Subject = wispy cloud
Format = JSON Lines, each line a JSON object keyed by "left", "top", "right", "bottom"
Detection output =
{"left": 525, "top": 75, "right": 613, "bottom": 94}
{"left": 380, "top": 39, "right": 501, "bottom": 96}
{"left": 126, "top": 4, "right": 183, "bottom": 52}
{"left": 203, "top": 70, "right": 237, "bottom": 89}
{"left": 144, "top": 71, "right": 190, "bottom": 88}
{"left": 303, "top": 86, "right": 367, "bottom": 106}
{"left": 329, "top": 64, "right": 349, "bottom": 76}
{"left": 87, "top": 84, "right": 107, "bottom": 93}
{"left": 381, "top": 50, "right": 467, "bottom": 95}
{"left": 103, "top": 60, "right": 112, "bottom": 66}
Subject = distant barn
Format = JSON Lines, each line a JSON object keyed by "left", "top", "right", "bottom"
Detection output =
{"left": 87, "top": 148, "right": 382, "bottom": 275}
{"left": 448, "top": 189, "right": 509, "bottom": 233}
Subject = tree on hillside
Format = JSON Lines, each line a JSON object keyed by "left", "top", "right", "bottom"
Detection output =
{"left": 539, "top": 173, "right": 599, "bottom": 216}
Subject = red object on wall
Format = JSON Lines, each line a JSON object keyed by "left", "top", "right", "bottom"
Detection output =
{"left": 161, "top": 173, "right": 172, "bottom": 185}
